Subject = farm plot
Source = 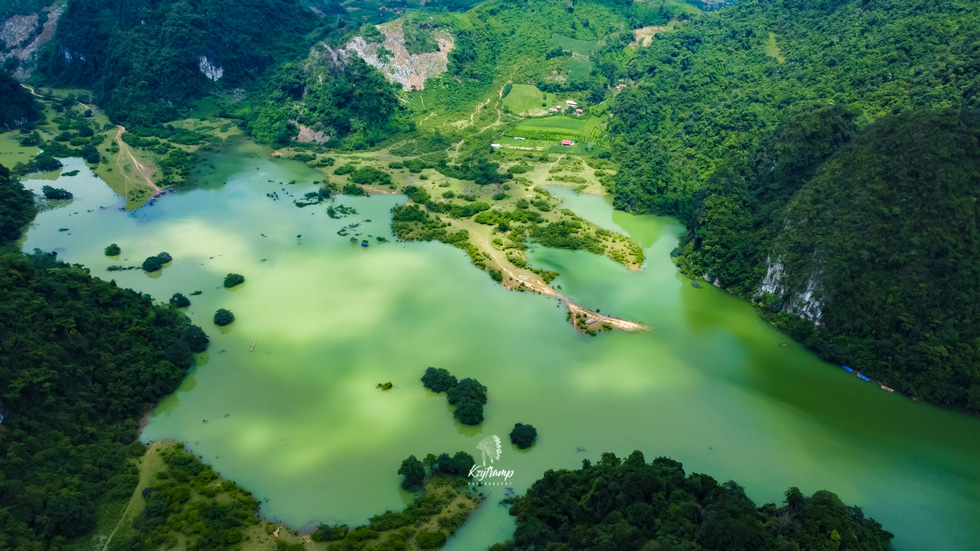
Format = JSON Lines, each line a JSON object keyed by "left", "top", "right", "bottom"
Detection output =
{"left": 506, "top": 116, "right": 589, "bottom": 141}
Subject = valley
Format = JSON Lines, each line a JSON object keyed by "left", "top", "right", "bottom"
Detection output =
{"left": 2, "top": 0, "right": 980, "bottom": 549}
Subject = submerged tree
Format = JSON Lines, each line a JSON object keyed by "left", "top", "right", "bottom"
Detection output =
{"left": 223, "top": 273, "right": 245, "bottom": 288}
{"left": 213, "top": 308, "right": 235, "bottom": 326}
{"left": 509, "top": 423, "right": 538, "bottom": 449}
{"left": 398, "top": 455, "right": 425, "bottom": 490}
{"left": 169, "top": 292, "right": 191, "bottom": 308}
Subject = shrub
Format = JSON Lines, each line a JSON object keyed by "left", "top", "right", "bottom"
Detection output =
{"left": 422, "top": 368, "right": 457, "bottom": 393}
{"left": 416, "top": 529, "right": 447, "bottom": 549}
{"left": 141, "top": 252, "right": 171, "bottom": 272}
{"left": 213, "top": 308, "right": 235, "bottom": 326}
{"left": 223, "top": 273, "right": 245, "bottom": 288}
{"left": 180, "top": 325, "right": 209, "bottom": 353}
{"left": 342, "top": 183, "right": 367, "bottom": 196}
{"left": 104, "top": 243, "right": 121, "bottom": 256}
{"left": 509, "top": 423, "right": 538, "bottom": 449}
{"left": 169, "top": 293, "right": 191, "bottom": 308}
{"left": 42, "top": 186, "right": 73, "bottom": 200}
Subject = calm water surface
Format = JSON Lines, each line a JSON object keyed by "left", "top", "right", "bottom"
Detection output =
{"left": 18, "top": 150, "right": 980, "bottom": 550}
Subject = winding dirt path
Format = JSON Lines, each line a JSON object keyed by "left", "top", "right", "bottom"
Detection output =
{"left": 100, "top": 442, "right": 160, "bottom": 551}
{"left": 115, "top": 126, "right": 160, "bottom": 193}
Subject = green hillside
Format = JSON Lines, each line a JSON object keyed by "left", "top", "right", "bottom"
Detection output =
{"left": 609, "top": 0, "right": 980, "bottom": 216}
{"left": 37, "top": 0, "right": 338, "bottom": 125}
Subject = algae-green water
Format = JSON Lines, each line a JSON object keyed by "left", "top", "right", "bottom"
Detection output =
{"left": 19, "top": 153, "right": 980, "bottom": 550}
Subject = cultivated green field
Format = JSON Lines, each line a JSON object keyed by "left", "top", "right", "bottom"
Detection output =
{"left": 505, "top": 115, "right": 603, "bottom": 153}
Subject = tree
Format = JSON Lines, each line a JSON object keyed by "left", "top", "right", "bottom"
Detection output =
{"left": 169, "top": 292, "right": 191, "bottom": 308}
{"left": 421, "top": 367, "right": 457, "bottom": 393}
{"left": 447, "top": 378, "right": 488, "bottom": 405}
{"left": 42, "top": 185, "right": 73, "bottom": 200}
{"left": 142, "top": 256, "right": 163, "bottom": 272}
{"left": 213, "top": 308, "right": 235, "bottom": 326}
{"left": 181, "top": 325, "right": 209, "bottom": 353}
{"left": 452, "top": 399, "right": 484, "bottom": 426}
{"left": 398, "top": 455, "right": 425, "bottom": 490}
{"left": 509, "top": 423, "right": 538, "bottom": 449}
{"left": 223, "top": 273, "right": 245, "bottom": 288}
{"left": 104, "top": 243, "right": 121, "bottom": 256}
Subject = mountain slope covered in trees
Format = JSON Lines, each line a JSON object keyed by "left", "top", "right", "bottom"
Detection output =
{"left": 0, "top": 168, "right": 212, "bottom": 548}
{"left": 609, "top": 0, "right": 980, "bottom": 216}
{"left": 678, "top": 109, "right": 980, "bottom": 410}
{"left": 598, "top": 0, "right": 980, "bottom": 412}
{"left": 37, "top": 0, "right": 340, "bottom": 125}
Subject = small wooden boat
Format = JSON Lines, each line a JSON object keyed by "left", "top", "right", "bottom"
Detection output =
{"left": 249, "top": 340, "right": 256, "bottom": 352}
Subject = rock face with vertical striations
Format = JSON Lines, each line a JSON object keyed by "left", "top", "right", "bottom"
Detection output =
{"left": 343, "top": 21, "right": 453, "bottom": 91}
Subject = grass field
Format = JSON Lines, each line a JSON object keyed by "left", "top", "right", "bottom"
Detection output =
{"left": 549, "top": 34, "right": 600, "bottom": 56}
{"left": 502, "top": 84, "right": 561, "bottom": 115}
{"left": 568, "top": 57, "right": 594, "bottom": 83}
{"left": 505, "top": 115, "right": 604, "bottom": 143}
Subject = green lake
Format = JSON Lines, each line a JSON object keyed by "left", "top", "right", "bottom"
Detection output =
{"left": 17, "top": 147, "right": 980, "bottom": 550}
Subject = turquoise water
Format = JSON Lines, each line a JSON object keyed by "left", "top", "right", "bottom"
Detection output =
{"left": 18, "top": 151, "right": 980, "bottom": 550}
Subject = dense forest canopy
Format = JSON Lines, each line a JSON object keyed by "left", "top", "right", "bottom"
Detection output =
{"left": 494, "top": 451, "right": 894, "bottom": 551}
{"left": 37, "top": 0, "right": 338, "bottom": 125}
{"left": 0, "top": 163, "right": 37, "bottom": 245}
{"left": 0, "top": 70, "right": 38, "bottom": 129}
{"left": 0, "top": 170, "right": 211, "bottom": 548}
{"left": 608, "top": 0, "right": 980, "bottom": 217}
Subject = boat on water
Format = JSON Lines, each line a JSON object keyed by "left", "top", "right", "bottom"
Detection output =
{"left": 249, "top": 340, "right": 256, "bottom": 352}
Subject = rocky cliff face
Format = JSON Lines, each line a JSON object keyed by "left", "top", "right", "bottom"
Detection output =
{"left": 758, "top": 255, "right": 824, "bottom": 324}
{"left": 343, "top": 21, "right": 453, "bottom": 91}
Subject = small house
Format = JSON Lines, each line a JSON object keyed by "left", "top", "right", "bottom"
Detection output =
{"left": 617, "top": 84, "right": 627, "bottom": 89}
{"left": 566, "top": 100, "right": 578, "bottom": 106}
{"left": 561, "top": 139, "right": 573, "bottom": 147}
{"left": 575, "top": 109, "right": 584, "bottom": 115}
{"left": 491, "top": 143, "right": 502, "bottom": 149}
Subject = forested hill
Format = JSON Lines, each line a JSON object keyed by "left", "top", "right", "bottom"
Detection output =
{"left": 678, "top": 109, "right": 980, "bottom": 412}
{"left": 493, "top": 451, "right": 893, "bottom": 550}
{"left": 0, "top": 70, "right": 38, "bottom": 130}
{"left": 603, "top": 0, "right": 980, "bottom": 412}
{"left": 36, "top": 0, "right": 342, "bottom": 125}
{"left": 609, "top": 0, "right": 980, "bottom": 217}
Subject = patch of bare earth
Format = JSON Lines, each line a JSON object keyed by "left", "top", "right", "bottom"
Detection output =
{"left": 631, "top": 25, "right": 667, "bottom": 47}
{"left": 296, "top": 124, "right": 328, "bottom": 144}
{"left": 1, "top": 3, "right": 63, "bottom": 79}
{"left": 343, "top": 21, "right": 453, "bottom": 91}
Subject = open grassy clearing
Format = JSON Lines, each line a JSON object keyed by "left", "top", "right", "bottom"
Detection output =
{"left": 765, "top": 31, "right": 787, "bottom": 64}
{"left": 501, "top": 84, "right": 563, "bottom": 116}
{"left": 568, "top": 57, "right": 594, "bottom": 83}
{"left": 549, "top": 33, "right": 600, "bottom": 56}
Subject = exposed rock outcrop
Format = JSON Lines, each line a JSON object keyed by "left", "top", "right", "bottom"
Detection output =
{"left": 0, "top": 3, "right": 62, "bottom": 79}
{"left": 343, "top": 21, "right": 453, "bottom": 91}
{"left": 198, "top": 55, "right": 224, "bottom": 81}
